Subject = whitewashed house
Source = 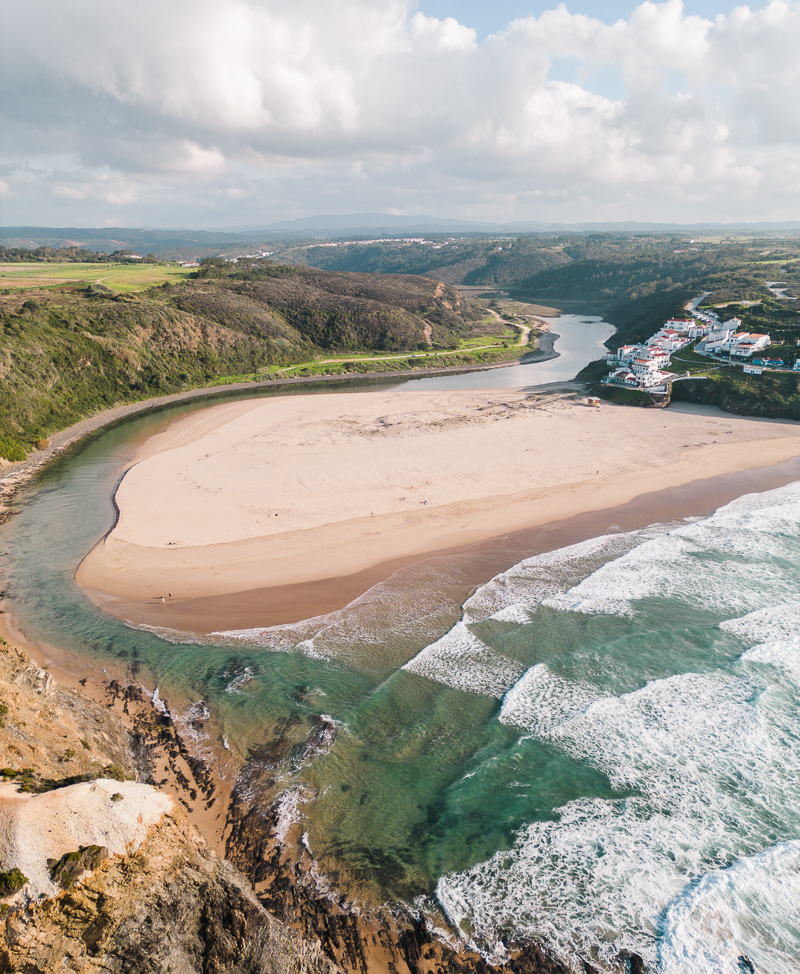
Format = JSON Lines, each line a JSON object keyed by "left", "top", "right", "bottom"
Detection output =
{"left": 664, "top": 319, "right": 694, "bottom": 333}
{"left": 704, "top": 326, "right": 738, "bottom": 352}
{"left": 728, "top": 333, "right": 771, "bottom": 358}
{"left": 606, "top": 344, "right": 644, "bottom": 366}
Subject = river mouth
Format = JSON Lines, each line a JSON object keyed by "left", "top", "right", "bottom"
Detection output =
{"left": 5, "top": 313, "right": 800, "bottom": 973}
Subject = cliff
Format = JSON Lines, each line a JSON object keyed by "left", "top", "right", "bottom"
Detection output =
{"left": 1, "top": 796, "right": 338, "bottom": 974}
{"left": 0, "top": 640, "right": 339, "bottom": 974}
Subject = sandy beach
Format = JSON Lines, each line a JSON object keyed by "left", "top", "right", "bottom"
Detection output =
{"left": 75, "top": 387, "right": 800, "bottom": 630}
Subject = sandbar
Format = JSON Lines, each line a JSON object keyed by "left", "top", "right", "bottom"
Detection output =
{"left": 76, "top": 388, "right": 800, "bottom": 628}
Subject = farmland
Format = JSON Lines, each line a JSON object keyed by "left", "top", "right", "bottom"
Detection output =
{"left": 0, "top": 262, "right": 194, "bottom": 293}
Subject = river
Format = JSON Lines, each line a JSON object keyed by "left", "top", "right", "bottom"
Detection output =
{"left": 400, "top": 313, "right": 614, "bottom": 391}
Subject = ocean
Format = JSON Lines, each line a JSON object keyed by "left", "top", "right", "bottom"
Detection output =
{"left": 3, "top": 314, "right": 799, "bottom": 973}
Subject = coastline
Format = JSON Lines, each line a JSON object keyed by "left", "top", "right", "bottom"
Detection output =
{"left": 74, "top": 388, "right": 800, "bottom": 632}
{"left": 85, "top": 452, "right": 800, "bottom": 635}
{"left": 0, "top": 609, "right": 584, "bottom": 974}
{"left": 4, "top": 380, "right": 800, "bottom": 972}
{"left": 0, "top": 345, "right": 556, "bottom": 518}
{"left": 0, "top": 607, "right": 233, "bottom": 857}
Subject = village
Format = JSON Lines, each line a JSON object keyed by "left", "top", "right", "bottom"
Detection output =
{"left": 601, "top": 299, "right": 790, "bottom": 393}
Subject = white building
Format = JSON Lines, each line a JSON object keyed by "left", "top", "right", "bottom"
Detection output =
{"left": 651, "top": 329, "right": 691, "bottom": 352}
{"left": 704, "top": 326, "right": 738, "bottom": 352}
{"left": 607, "top": 368, "right": 639, "bottom": 387}
{"left": 606, "top": 344, "right": 644, "bottom": 366}
{"left": 664, "top": 319, "right": 694, "bottom": 333}
{"left": 727, "top": 333, "right": 771, "bottom": 358}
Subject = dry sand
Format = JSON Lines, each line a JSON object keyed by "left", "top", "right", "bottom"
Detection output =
{"left": 75, "top": 388, "right": 800, "bottom": 629}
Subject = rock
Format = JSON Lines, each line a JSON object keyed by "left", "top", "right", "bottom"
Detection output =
{"left": 48, "top": 846, "right": 109, "bottom": 889}
{"left": 0, "top": 640, "right": 144, "bottom": 788}
{"left": 0, "top": 642, "right": 340, "bottom": 974}
{"left": 0, "top": 805, "right": 340, "bottom": 974}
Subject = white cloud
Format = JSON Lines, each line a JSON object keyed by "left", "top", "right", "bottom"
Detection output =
{"left": 409, "top": 12, "right": 478, "bottom": 50}
{"left": 1, "top": 0, "right": 799, "bottom": 224}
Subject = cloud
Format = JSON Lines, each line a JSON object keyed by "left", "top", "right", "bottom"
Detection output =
{"left": 1, "top": 0, "right": 799, "bottom": 225}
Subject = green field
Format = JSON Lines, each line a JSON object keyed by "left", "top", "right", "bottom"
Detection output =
{"left": 0, "top": 262, "right": 194, "bottom": 293}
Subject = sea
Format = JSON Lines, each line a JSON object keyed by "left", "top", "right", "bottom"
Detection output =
{"left": 2, "top": 313, "right": 799, "bottom": 974}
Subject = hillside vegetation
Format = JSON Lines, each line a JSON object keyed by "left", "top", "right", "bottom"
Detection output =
{"left": 276, "top": 236, "right": 571, "bottom": 286}
{"left": 0, "top": 261, "right": 486, "bottom": 460}
{"left": 5, "top": 232, "right": 800, "bottom": 453}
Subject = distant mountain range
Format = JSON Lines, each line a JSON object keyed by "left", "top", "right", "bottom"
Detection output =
{"left": 3, "top": 216, "right": 800, "bottom": 257}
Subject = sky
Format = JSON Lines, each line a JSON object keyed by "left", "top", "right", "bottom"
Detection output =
{"left": 1, "top": 0, "right": 799, "bottom": 230}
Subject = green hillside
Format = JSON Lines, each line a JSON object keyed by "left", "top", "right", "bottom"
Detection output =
{"left": 274, "top": 236, "right": 571, "bottom": 285}
{"left": 0, "top": 261, "right": 490, "bottom": 460}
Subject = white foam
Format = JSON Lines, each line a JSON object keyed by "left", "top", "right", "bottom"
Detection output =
{"left": 222, "top": 664, "right": 256, "bottom": 694}
{"left": 542, "top": 533, "right": 696, "bottom": 617}
{"left": 741, "top": 637, "right": 800, "bottom": 688}
{"left": 403, "top": 622, "right": 524, "bottom": 697}
{"left": 462, "top": 532, "right": 653, "bottom": 625}
{"left": 437, "top": 654, "right": 800, "bottom": 970}
{"left": 273, "top": 786, "right": 311, "bottom": 846}
{"left": 499, "top": 664, "right": 600, "bottom": 736}
{"left": 210, "top": 558, "right": 467, "bottom": 668}
{"left": 544, "top": 501, "right": 800, "bottom": 620}
{"left": 721, "top": 599, "right": 800, "bottom": 645}
{"left": 150, "top": 686, "right": 168, "bottom": 714}
{"left": 489, "top": 604, "right": 535, "bottom": 624}
{"left": 660, "top": 842, "right": 800, "bottom": 974}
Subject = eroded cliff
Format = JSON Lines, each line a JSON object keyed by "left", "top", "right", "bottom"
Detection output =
{"left": 0, "top": 640, "right": 339, "bottom": 974}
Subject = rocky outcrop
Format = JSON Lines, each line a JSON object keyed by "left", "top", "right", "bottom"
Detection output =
{"left": 48, "top": 845, "right": 109, "bottom": 889}
{"left": 225, "top": 787, "right": 585, "bottom": 974}
{"left": 0, "top": 640, "right": 143, "bottom": 787}
{"left": 0, "top": 803, "right": 340, "bottom": 974}
{"left": 0, "top": 640, "right": 340, "bottom": 974}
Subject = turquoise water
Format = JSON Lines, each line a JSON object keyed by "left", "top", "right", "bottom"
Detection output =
{"left": 3, "top": 320, "right": 800, "bottom": 972}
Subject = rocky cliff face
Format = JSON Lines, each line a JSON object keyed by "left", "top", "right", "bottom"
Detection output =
{"left": 0, "top": 640, "right": 340, "bottom": 974}
{"left": 1, "top": 802, "right": 339, "bottom": 974}
{"left": 0, "top": 640, "right": 143, "bottom": 786}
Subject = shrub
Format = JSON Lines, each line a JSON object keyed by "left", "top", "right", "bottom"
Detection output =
{"left": 0, "top": 436, "right": 26, "bottom": 462}
{"left": 102, "top": 764, "right": 132, "bottom": 782}
{"left": 0, "top": 868, "right": 28, "bottom": 898}
{"left": 48, "top": 846, "right": 108, "bottom": 888}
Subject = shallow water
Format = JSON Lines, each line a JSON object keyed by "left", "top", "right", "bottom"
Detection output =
{"left": 3, "top": 315, "right": 800, "bottom": 972}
